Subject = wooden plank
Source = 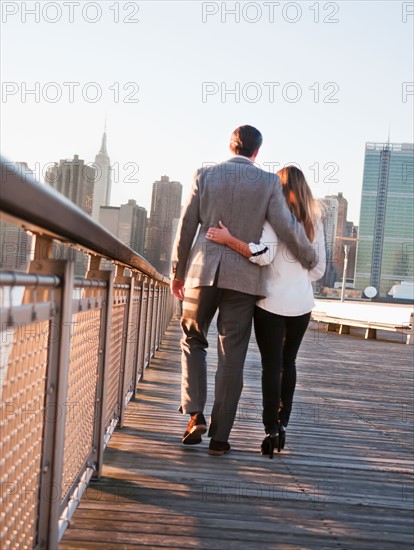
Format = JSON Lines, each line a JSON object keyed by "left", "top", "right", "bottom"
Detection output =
{"left": 61, "top": 319, "right": 414, "bottom": 549}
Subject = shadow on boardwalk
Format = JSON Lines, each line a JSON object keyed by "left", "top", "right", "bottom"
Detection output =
{"left": 61, "top": 319, "right": 414, "bottom": 549}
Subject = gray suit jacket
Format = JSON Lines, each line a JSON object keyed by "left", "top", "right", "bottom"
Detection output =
{"left": 172, "top": 157, "right": 318, "bottom": 296}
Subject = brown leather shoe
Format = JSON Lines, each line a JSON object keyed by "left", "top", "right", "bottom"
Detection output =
{"left": 208, "top": 439, "right": 231, "bottom": 455}
{"left": 182, "top": 412, "right": 207, "bottom": 445}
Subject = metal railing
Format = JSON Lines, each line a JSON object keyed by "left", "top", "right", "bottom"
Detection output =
{"left": 0, "top": 159, "right": 174, "bottom": 549}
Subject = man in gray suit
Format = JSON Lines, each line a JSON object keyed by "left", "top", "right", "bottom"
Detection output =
{"left": 171, "top": 125, "right": 317, "bottom": 455}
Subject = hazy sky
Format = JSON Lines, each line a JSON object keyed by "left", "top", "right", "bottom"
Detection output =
{"left": 2, "top": 0, "right": 413, "bottom": 222}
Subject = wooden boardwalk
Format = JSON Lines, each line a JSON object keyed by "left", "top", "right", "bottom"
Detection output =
{"left": 61, "top": 318, "right": 414, "bottom": 549}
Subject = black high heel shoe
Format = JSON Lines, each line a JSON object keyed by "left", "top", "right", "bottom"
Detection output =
{"left": 278, "top": 425, "right": 286, "bottom": 452}
{"left": 261, "top": 432, "right": 278, "bottom": 459}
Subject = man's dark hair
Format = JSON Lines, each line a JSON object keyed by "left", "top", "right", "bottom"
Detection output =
{"left": 229, "top": 125, "right": 263, "bottom": 157}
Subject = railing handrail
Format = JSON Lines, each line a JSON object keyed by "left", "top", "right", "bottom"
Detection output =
{"left": 0, "top": 157, "right": 169, "bottom": 283}
{"left": 1, "top": 157, "right": 175, "bottom": 548}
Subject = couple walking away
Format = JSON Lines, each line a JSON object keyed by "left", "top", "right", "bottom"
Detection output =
{"left": 171, "top": 125, "right": 326, "bottom": 458}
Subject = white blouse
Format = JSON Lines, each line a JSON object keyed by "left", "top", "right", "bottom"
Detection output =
{"left": 249, "top": 220, "right": 326, "bottom": 316}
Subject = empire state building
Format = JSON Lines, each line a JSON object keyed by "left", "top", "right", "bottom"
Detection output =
{"left": 92, "top": 129, "right": 112, "bottom": 220}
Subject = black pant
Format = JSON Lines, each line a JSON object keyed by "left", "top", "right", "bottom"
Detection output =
{"left": 253, "top": 306, "right": 311, "bottom": 434}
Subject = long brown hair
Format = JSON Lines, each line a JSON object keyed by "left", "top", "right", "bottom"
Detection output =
{"left": 277, "top": 165, "right": 320, "bottom": 242}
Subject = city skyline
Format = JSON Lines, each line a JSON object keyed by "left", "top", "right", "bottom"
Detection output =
{"left": 2, "top": 1, "right": 413, "bottom": 223}
{"left": 45, "top": 124, "right": 410, "bottom": 296}
{"left": 13, "top": 126, "right": 412, "bottom": 224}
{"left": 5, "top": 120, "right": 412, "bottom": 228}
{"left": 10, "top": 140, "right": 412, "bottom": 299}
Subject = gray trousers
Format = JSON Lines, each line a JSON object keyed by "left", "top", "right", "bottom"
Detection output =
{"left": 180, "top": 284, "right": 256, "bottom": 442}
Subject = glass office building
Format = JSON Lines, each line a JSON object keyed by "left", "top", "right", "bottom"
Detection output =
{"left": 355, "top": 142, "right": 414, "bottom": 298}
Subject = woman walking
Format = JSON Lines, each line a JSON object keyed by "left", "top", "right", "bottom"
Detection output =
{"left": 206, "top": 166, "right": 326, "bottom": 457}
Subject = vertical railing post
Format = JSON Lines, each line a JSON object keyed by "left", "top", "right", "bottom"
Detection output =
{"left": 86, "top": 268, "right": 114, "bottom": 480}
{"left": 158, "top": 286, "right": 164, "bottom": 342}
{"left": 148, "top": 279, "right": 156, "bottom": 363}
{"left": 155, "top": 283, "right": 162, "bottom": 350}
{"left": 162, "top": 286, "right": 168, "bottom": 335}
{"left": 161, "top": 286, "right": 168, "bottom": 335}
{"left": 163, "top": 288, "right": 168, "bottom": 332}
{"left": 162, "top": 286, "right": 168, "bottom": 332}
{"left": 133, "top": 275, "right": 146, "bottom": 389}
{"left": 169, "top": 291, "right": 174, "bottom": 326}
{"left": 153, "top": 283, "right": 159, "bottom": 351}
{"left": 35, "top": 256, "right": 73, "bottom": 549}
{"left": 119, "top": 273, "right": 135, "bottom": 427}
{"left": 160, "top": 285, "right": 166, "bottom": 339}
{"left": 137, "top": 276, "right": 148, "bottom": 379}
{"left": 129, "top": 274, "right": 139, "bottom": 395}
{"left": 149, "top": 281, "right": 158, "bottom": 358}
{"left": 150, "top": 281, "right": 157, "bottom": 356}
{"left": 142, "top": 278, "right": 152, "bottom": 372}
{"left": 160, "top": 286, "right": 166, "bottom": 342}
{"left": 23, "top": 236, "right": 71, "bottom": 548}
{"left": 31, "top": 243, "right": 75, "bottom": 548}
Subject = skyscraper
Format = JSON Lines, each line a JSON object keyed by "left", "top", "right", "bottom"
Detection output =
{"left": 45, "top": 155, "right": 95, "bottom": 215}
{"left": 325, "top": 193, "right": 346, "bottom": 280}
{"left": 355, "top": 142, "right": 414, "bottom": 298}
{"left": 324, "top": 192, "right": 357, "bottom": 286}
{"left": 145, "top": 175, "right": 182, "bottom": 274}
{"left": 335, "top": 192, "right": 348, "bottom": 239}
{"left": 45, "top": 155, "right": 96, "bottom": 275}
{"left": 0, "top": 162, "right": 34, "bottom": 270}
{"left": 346, "top": 223, "right": 358, "bottom": 281}
{"left": 320, "top": 196, "right": 338, "bottom": 287}
{"left": 99, "top": 199, "right": 147, "bottom": 256}
{"left": 92, "top": 129, "right": 112, "bottom": 221}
